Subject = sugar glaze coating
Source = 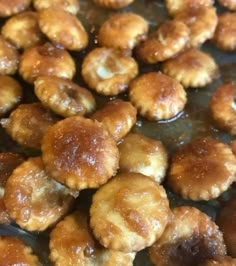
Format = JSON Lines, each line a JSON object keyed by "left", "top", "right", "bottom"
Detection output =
{"left": 136, "top": 20, "right": 190, "bottom": 63}
{"left": 19, "top": 42, "right": 76, "bottom": 83}
{"left": 149, "top": 206, "right": 226, "bottom": 266}
{"left": 2, "top": 11, "right": 44, "bottom": 49}
{"left": 82, "top": 47, "right": 138, "bottom": 96}
{"left": 0, "top": 236, "right": 41, "bottom": 265}
{"left": 93, "top": 0, "right": 134, "bottom": 9}
{"left": 34, "top": 76, "right": 96, "bottom": 118}
{"left": 217, "top": 196, "right": 236, "bottom": 258}
{"left": 4, "top": 157, "right": 75, "bottom": 231}
{"left": 168, "top": 136, "right": 236, "bottom": 200}
{"left": 119, "top": 133, "right": 168, "bottom": 183}
{"left": 98, "top": 12, "right": 149, "bottom": 50}
{"left": 91, "top": 99, "right": 137, "bottom": 142}
{"left": 50, "top": 211, "right": 135, "bottom": 266}
{"left": 210, "top": 82, "right": 236, "bottom": 135}
{"left": 1, "top": 103, "right": 59, "bottom": 149}
{"left": 90, "top": 173, "right": 170, "bottom": 252}
{"left": 129, "top": 72, "right": 187, "bottom": 121}
{"left": 42, "top": 116, "right": 119, "bottom": 190}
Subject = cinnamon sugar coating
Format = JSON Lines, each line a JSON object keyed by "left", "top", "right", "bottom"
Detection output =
{"left": 218, "top": 0, "right": 236, "bottom": 10}
{"left": 33, "top": 0, "right": 80, "bottom": 14}
{"left": 174, "top": 6, "right": 218, "bottom": 47}
{"left": 34, "top": 76, "right": 96, "bottom": 118}
{"left": 129, "top": 72, "right": 187, "bottom": 121}
{"left": 38, "top": 8, "right": 88, "bottom": 51}
{"left": 136, "top": 20, "right": 190, "bottom": 63}
{"left": 82, "top": 47, "right": 138, "bottom": 96}
{"left": 0, "top": 152, "right": 24, "bottom": 224}
{"left": 119, "top": 133, "right": 168, "bottom": 183}
{"left": 149, "top": 206, "right": 226, "bottom": 266}
{"left": 162, "top": 48, "right": 219, "bottom": 88}
{"left": 168, "top": 137, "right": 236, "bottom": 201}
{"left": 90, "top": 173, "right": 170, "bottom": 252}
{"left": 164, "top": 0, "right": 214, "bottom": 16}
{"left": 0, "top": 76, "right": 22, "bottom": 117}
{"left": 200, "top": 256, "right": 236, "bottom": 266}
{"left": 93, "top": 0, "right": 134, "bottom": 9}
{"left": 217, "top": 196, "right": 236, "bottom": 258}
{"left": 91, "top": 99, "right": 137, "bottom": 142}
{"left": 2, "top": 11, "right": 44, "bottom": 50}
{"left": 0, "top": 103, "right": 59, "bottom": 149}
{"left": 210, "top": 82, "right": 236, "bottom": 135}
{"left": 42, "top": 116, "right": 119, "bottom": 190}
{"left": 19, "top": 42, "right": 76, "bottom": 83}
{"left": 4, "top": 157, "right": 75, "bottom": 231}
{"left": 0, "top": 236, "right": 41, "bottom": 265}
{"left": 212, "top": 12, "right": 236, "bottom": 51}
{"left": 0, "top": 36, "right": 19, "bottom": 75}
{"left": 0, "top": 0, "right": 31, "bottom": 17}
{"left": 50, "top": 211, "right": 135, "bottom": 266}
{"left": 98, "top": 12, "right": 149, "bottom": 50}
